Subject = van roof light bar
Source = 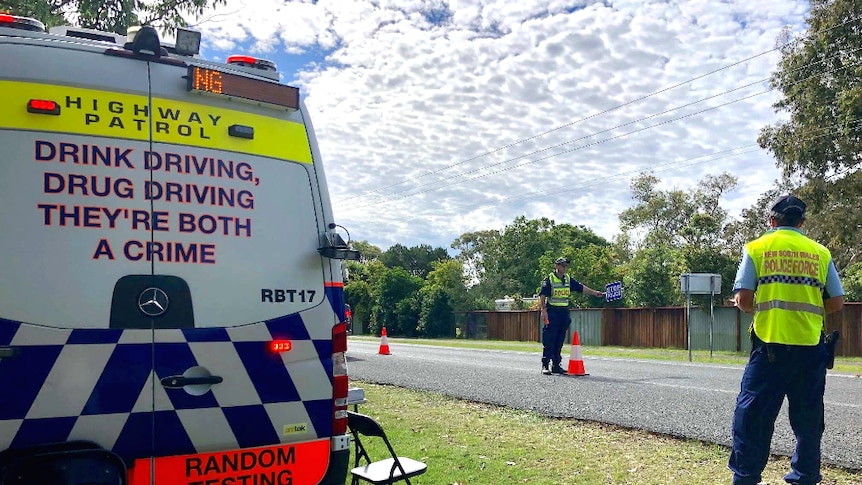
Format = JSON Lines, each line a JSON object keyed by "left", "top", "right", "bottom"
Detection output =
{"left": 0, "top": 14, "right": 46, "bottom": 32}
{"left": 227, "top": 55, "right": 277, "bottom": 71}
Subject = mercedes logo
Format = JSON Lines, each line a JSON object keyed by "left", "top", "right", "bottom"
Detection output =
{"left": 138, "top": 287, "right": 169, "bottom": 317}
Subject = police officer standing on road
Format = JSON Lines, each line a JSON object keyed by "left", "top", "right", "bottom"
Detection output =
{"left": 729, "top": 194, "right": 845, "bottom": 485}
{"left": 538, "top": 257, "right": 605, "bottom": 375}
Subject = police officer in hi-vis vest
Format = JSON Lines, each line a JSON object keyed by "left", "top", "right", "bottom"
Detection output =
{"left": 538, "top": 257, "right": 605, "bottom": 375}
{"left": 729, "top": 194, "right": 845, "bottom": 485}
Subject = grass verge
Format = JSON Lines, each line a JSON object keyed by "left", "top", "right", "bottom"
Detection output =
{"left": 346, "top": 382, "right": 862, "bottom": 485}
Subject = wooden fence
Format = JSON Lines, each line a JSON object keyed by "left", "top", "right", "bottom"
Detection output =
{"left": 485, "top": 311, "right": 541, "bottom": 342}
{"left": 457, "top": 302, "right": 862, "bottom": 357}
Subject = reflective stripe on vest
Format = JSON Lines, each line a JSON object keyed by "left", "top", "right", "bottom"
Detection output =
{"left": 754, "top": 300, "right": 824, "bottom": 316}
{"left": 746, "top": 229, "right": 831, "bottom": 345}
{"left": 548, "top": 273, "right": 570, "bottom": 307}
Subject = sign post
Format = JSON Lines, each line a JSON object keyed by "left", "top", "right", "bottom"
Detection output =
{"left": 679, "top": 273, "right": 722, "bottom": 362}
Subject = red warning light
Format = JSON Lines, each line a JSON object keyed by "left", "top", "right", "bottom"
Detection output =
{"left": 271, "top": 340, "right": 292, "bottom": 353}
{"left": 227, "top": 55, "right": 257, "bottom": 65}
{"left": 27, "top": 99, "right": 60, "bottom": 115}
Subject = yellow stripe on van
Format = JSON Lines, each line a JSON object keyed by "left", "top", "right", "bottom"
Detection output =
{"left": 0, "top": 81, "right": 312, "bottom": 163}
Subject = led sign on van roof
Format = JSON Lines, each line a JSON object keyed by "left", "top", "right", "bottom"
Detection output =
{"left": 187, "top": 65, "right": 299, "bottom": 110}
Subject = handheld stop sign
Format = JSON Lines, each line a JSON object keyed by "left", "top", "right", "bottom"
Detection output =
{"left": 605, "top": 281, "right": 623, "bottom": 302}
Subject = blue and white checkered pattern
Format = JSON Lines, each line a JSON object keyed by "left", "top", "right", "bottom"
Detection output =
{"left": 0, "top": 291, "right": 342, "bottom": 465}
{"left": 757, "top": 274, "right": 824, "bottom": 289}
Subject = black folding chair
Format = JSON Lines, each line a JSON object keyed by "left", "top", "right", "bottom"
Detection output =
{"left": 347, "top": 411, "right": 427, "bottom": 485}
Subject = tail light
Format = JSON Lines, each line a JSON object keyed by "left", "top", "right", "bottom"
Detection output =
{"left": 332, "top": 322, "right": 349, "bottom": 435}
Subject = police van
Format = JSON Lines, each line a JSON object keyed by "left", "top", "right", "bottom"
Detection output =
{"left": 0, "top": 14, "right": 359, "bottom": 485}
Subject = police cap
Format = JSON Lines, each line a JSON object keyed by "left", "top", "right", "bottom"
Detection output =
{"left": 770, "top": 194, "right": 806, "bottom": 217}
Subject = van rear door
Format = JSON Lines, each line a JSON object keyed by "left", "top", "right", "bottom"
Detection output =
{"left": 133, "top": 60, "right": 334, "bottom": 484}
{"left": 0, "top": 38, "right": 156, "bottom": 460}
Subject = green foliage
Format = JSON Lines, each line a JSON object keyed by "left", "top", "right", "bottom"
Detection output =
{"left": 758, "top": 0, "right": 862, "bottom": 271}
{"left": 794, "top": 173, "right": 862, "bottom": 272}
{"left": 620, "top": 173, "right": 695, "bottom": 242}
{"left": 2, "top": 0, "right": 226, "bottom": 34}
{"left": 468, "top": 295, "right": 497, "bottom": 311}
{"left": 1, "top": 0, "right": 66, "bottom": 28}
{"left": 416, "top": 287, "right": 456, "bottom": 338}
{"left": 624, "top": 243, "right": 687, "bottom": 307}
{"left": 344, "top": 279, "right": 372, "bottom": 333}
{"left": 344, "top": 260, "right": 389, "bottom": 334}
{"left": 842, "top": 262, "right": 862, "bottom": 302}
{"left": 424, "top": 259, "right": 470, "bottom": 312}
{"left": 393, "top": 294, "right": 421, "bottom": 337}
{"left": 379, "top": 243, "right": 449, "bottom": 278}
{"left": 618, "top": 172, "right": 742, "bottom": 306}
{"left": 683, "top": 246, "right": 739, "bottom": 305}
{"left": 509, "top": 294, "right": 527, "bottom": 310}
{"left": 451, "top": 229, "right": 498, "bottom": 286}
{"left": 481, "top": 216, "right": 556, "bottom": 297}
{"left": 373, "top": 267, "right": 423, "bottom": 336}
{"left": 722, "top": 190, "right": 781, "bottom": 253}
{"left": 350, "top": 240, "right": 383, "bottom": 263}
{"left": 478, "top": 216, "right": 610, "bottom": 299}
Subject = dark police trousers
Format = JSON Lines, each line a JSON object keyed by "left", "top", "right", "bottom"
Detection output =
{"left": 729, "top": 333, "right": 828, "bottom": 485}
{"left": 542, "top": 308, "right": 570, "bottom": 368}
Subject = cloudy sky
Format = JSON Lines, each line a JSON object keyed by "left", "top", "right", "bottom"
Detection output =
{"left": 189, "top": 0, "right": 809, "bottom": 252}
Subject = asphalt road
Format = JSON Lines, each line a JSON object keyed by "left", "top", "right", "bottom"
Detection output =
{"left": 346, "top": 340, "right": 862, "bottom": 470}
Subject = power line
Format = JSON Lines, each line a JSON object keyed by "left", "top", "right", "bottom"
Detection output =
{"left": 337, "top": 52, "right": 862, "bottom": 211}
{"left": 388, "top": 118, "right": 862, "bottom": 217}
{"left": 344, "top": 85, "right": 769, "bottom": 207}
{"left": 469, "top": 146, "right": 762, "bottom": 211}
{"left": 339, "top": 91, "right": 768, "bottom": 211}
{"left": 342, "top": 46, "right": 862, "bottom": 208}
{"left": 341, "top": 119, "right": 860, "bottom": 230}
{"left": 334, "top": 13, "right": 862, "bottom": 205}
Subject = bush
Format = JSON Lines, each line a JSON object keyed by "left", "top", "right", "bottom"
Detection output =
{"left": 417, "top": 287, "right": 456, "bottom": 338}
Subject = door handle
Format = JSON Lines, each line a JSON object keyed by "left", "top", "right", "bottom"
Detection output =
{"left": 0, "top": 347, "right": 19, "bottom": 359}
{"left": 161, "top": 375, "right": 223, "bottom": 389}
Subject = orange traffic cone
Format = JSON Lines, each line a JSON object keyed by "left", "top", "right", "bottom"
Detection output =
{"left": 378, "top": 327, "right": 391, "bottom": 355}
{"left": 567, "top": 331, "right": 589, "bottom": 376}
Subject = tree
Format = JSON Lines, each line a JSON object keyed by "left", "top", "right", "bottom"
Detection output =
{"left": 416, "top": 287, "right": 456, "bottom": 338}
{"left": 0, "top": 0, "right": 64, "bottom": 28}
{"left": 619, "top": 172, "right": 742, "bottom": 304}
{"left": 758, "top": 0, "right": 862, "bottom": 272}
{"left": 624, "top": 243, "right": 687, "bottom": 307}
{"left": 350, "top": 240, "right": 383, "bottom": 264}
{"left": 344, "top": 260, "right": 388, "bottom": 334}
{"left": 619, "top": 173, "right": 694, "bottom": 244}
{"left": 480, "top": 216, "right": 609, "bottom": 299}
{"left": 451, "top": 229, "right": 499, "bottom": 287}
{"left": 424, "top": 259, "right": 470, "bottom": 312}
{"left": 2, "top": 0, "right": 226, "bottom": 34}
{"left": 842, "top": 262, "right": 862, "bottom": 302}
{"left": 620, "top": 172, "right": 738, "bottom": 249}
{"left": 373, "top": 267, "right": 423, "bottom": 336}
{"left": 723, "top": 191, "right": 779, "bottom": 254}
{"left": 380, "top": 243, "right": 449, "bottom": 278}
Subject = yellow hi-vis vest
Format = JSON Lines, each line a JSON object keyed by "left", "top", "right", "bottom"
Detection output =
{"left": 548, "top": 273, "right": 571, "bottom": 307}
{"left": 746, "top": 229, "right": 832, "bottom": 345}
